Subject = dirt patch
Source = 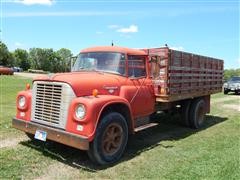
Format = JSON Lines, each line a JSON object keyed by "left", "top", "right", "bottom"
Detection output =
{"left": 34, "top": 162, "right": 79, "bottom": 180}
{"left": 14, "top": 72, "right": 47, "bottom": 79}
{"left": 0, "top": 136, "right": 28, "bottom": 149}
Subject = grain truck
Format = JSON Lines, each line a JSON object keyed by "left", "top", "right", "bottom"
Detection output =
{"left": 12, "top": 46, "right": 223, "bottom": 165}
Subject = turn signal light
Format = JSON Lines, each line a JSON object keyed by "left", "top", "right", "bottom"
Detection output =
{"left": 92, "top": 89, "right": 98, "bottom": 97}
{"left": 160, "top": 87, "right": 165, "bottom": 94}
{"left": 26, "top": 83, "right": 30, "bottom": 90}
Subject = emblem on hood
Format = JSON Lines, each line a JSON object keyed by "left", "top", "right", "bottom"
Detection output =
{"left": 103, "top": 86, "right": 119, "bottom": 94}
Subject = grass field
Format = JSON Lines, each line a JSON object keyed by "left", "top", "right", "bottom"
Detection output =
{"left": 0, "top": 75, "right": 240, "bottom": 179}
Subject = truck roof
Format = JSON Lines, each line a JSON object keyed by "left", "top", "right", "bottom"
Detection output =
{"left": 80, "top": 46, "right": 147, "bottom": 56}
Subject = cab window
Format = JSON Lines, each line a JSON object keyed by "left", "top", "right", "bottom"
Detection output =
{"left": 128, "top": 55, "right": 146, "bottom": 77}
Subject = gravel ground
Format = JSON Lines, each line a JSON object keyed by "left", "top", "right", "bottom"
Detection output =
{"left": 14, "top": 72, "right": 47, "bottom": 79}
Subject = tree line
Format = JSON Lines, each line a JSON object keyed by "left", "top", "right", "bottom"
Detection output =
{"left": 0, "top": 41, "right": 72, "bottom": 73}
{"left": 224, "top": 68, "right": 240, "bottom": 81}
{"left": 0, "top": 41, "right": 239, "bottom": 79}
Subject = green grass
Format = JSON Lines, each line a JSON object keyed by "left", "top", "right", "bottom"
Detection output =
{"left": 0, "top": 76, "right": 32, "bottom": 139}
{"left": 0, "top": 76, "right": 239, "bottom": 179}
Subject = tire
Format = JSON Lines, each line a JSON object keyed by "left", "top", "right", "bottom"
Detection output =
{"left": 224, "top": 89, "right": 228, "bottom": 94}
{"left": 87, "top": 112, "right": 128, "bottom": 165}
{"left": 150, "top": 112, "right": 157, "bottom": 122}
{"left": 235, "top": 90, "right": 240, "bottom": 95}
{"left": 189, "top": 98, "right": 206, "bottom": 129}
{"left": 180, "top": 100, "right": 191, "bottom": 127}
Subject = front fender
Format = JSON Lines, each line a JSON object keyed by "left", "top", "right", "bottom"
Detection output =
{"left": 66, "top": 95, "right": 132, "bottom": 141}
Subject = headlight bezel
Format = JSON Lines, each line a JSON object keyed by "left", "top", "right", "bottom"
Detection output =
{"left": 75, "top": 104, "right": 86, "bottom": 120}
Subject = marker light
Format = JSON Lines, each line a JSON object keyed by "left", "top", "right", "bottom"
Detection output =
{"left": 26, "top": 83, "right": 30, "bottom": 90}
{"left": 92, "top": 89, "right": 98, "bottom": 97}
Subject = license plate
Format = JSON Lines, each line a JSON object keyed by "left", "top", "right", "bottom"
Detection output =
{"left": 231, "top": 88, "right": 235, "bottom": 91}
{"left": 34, "top": 130, "right": 47, "bottom": 141}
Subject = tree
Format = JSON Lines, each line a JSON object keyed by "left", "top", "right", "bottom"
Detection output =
{"left": 29, "top": 48, "right": 41, "bottom": 69}
{"left": 224, "top": 69, "right": 240, "bottom": 80}
{"left": 13, "top": 49, "right": 31, "bottom": 70}
{"left": 0, "top": 41, "right": 11, "bottom": 66}
{"left": 55, "top": 48, "right": 72, "bottom": 72}
{"left": 8, "top": 52, "right": 16, "bottom": 67}
{"left": 29, "top": 48, "right": 68, "bottom": 72}
{"left": 40, "top": 48, "right": 55, "bottom": 72}
{"left": 29, "top": 48, "right": 54, "bottom": 72}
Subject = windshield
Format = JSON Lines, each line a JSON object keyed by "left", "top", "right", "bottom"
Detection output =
{"left": 72, "top": 52, "right": 126, "bottom": 76}
{"left": 230, "top": 77, "right": 240, "bottom": 82}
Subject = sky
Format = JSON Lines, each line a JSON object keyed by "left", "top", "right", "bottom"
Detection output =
{"left": 0, "top": 0, "right": 239, "bottom": 69}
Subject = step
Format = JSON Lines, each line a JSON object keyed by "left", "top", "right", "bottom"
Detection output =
{"left": 134, "top": 123, "right": 159, "bottom": 132}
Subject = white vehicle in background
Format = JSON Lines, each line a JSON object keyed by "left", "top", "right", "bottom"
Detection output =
{"left": 223, "top": 76, "right": 240, "bottom": 94}
{"left": 12, "top": 67, "right": 23, "bottom": 72}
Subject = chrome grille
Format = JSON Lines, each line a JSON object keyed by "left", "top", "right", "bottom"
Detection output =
{"left": 34, "top": 83, "right": 62, "bottom": 124}
{"left": 31, "top": 81, "right": 76, "bottom": 129}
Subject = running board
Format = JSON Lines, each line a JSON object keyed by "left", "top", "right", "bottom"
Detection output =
{"left": 134, "top": 123, "right": 159, "bottom": 132}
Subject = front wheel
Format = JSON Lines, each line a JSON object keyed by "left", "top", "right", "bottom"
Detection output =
{"left": 224, "top": 89, "right": 229, "bottom": 94}
{"left": 87, "top": 112, "right": 128, "bottom": 165}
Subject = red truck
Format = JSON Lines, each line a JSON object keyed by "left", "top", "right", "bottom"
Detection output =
{"left": 12, "top": 46, "right": 223, "bottom": 165}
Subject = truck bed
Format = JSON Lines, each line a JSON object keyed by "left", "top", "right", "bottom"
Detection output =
{"left": 144, "top": 47, "right": 223, "bottom": 102}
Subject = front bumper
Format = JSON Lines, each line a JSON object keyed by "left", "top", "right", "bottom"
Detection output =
{"left": 12, "top": 118, "right": 89, "bottom": 150}
{"left": 224, "top": 87, "right": 240, "bottom": 92}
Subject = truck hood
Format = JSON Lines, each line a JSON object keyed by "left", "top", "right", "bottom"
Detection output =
{"left": 34, "top": 72, "right": 125, "bottom": 96}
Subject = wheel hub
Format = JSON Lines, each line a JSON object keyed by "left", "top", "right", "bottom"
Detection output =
{"left": 102, "top": 123, "right": 123, "bottom": 156}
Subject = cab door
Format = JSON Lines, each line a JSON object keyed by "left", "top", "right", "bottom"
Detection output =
{"left": 126, "top": 55, "right": 155, "bottom": 118}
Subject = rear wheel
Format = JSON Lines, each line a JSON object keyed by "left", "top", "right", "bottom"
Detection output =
{"left": 180, "top": 100, "right": 191, "bottom": 127}
{"left": 87, "top": 112, "right": 128, "bottom": 165}
{"left": 189, "top": 98, "right": 206, "bottom": 129}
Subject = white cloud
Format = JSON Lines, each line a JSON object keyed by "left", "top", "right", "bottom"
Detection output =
{"left": 170, "top": 46, "right": 184, "bottom": 51}
{"left": 117, "top": 25, "right": 138, "bottom": 33}
{"left": 14, "top": 0, "right": 54, "bottom": 6}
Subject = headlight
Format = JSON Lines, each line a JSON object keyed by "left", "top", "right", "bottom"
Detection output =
{"left": 18, "top": 96, "right": 26, "bottom": 108}
{"left": 75, "top": 104, "right": 86, "bottom": 119}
